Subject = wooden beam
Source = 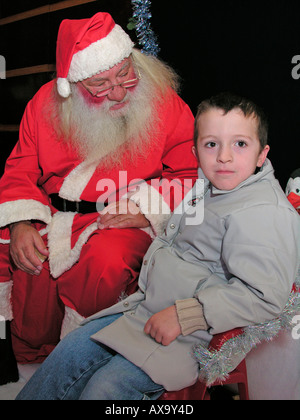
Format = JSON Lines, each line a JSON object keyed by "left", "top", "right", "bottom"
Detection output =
{"left": 0, "top": 125, "right": 19, "bottom": 132}
{"left": 6, "top": 64, "right": 56, "bottom": 78}
{"left": 0, "top": 0, "right": 97, "bottom": 26}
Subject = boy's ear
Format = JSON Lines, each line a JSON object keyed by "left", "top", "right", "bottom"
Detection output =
{"left": 257, "top": 145, "right": 270, "bottom": 167}
{"left": 192, "top": 146, "right": 199, "bottom": 160}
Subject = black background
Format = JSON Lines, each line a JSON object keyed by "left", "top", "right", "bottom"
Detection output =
{"left": 151, "top": 0, "right": 300, "bottom": 189}
{"left": 1, "top": 0, "right": 300, "bottom": 188}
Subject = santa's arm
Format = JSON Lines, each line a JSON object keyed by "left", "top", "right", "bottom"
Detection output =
{"left": 0, "top": 100, "right": 52, "bottom": 241}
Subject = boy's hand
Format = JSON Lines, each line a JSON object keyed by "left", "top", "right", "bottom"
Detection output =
{"left": 144, "top": 305, "right": 181, "bottom": 346}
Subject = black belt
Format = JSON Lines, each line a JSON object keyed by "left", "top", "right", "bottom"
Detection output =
{"left": 50, "top": 194, "right": 106, "bottom": 214}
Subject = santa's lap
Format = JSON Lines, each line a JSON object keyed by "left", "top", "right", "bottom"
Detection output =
{"left": 0, "top": 228, "right": 152, "bottom": 363}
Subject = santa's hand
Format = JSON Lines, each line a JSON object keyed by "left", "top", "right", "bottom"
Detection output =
{"left": 144, "top": 305, "right": 181, "bottom": 346}
{"left": 97, "top": 199, "right": 150, "bottom": 229}
{"left": 9, "top": 221, "right": 49, "bottom": 276}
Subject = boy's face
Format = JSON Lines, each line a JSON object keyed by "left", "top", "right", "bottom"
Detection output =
{"left": 193, "top": 108, "right": 270, "bottom": 190}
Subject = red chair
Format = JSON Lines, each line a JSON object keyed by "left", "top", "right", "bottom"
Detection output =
{"left": 159, "top": 328, "right": 249, "bottom": 400}
{"left": 159, "top": 282, "right": 300, "bottom": 400}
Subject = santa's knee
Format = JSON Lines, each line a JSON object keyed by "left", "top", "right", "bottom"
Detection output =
{"left": 80, "top": 233, "right": 142, "bottom": 300}
{"left": 59, "top": 228, "right": 151, "bottom": 335}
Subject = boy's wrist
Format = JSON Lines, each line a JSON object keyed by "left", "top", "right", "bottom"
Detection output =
{"left": 175, "top": 298, "right": 209, "bottom": 336}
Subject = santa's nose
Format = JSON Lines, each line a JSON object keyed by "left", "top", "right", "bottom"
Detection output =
{"left": 107, "top": 85, "right": 127, "bottom": 102}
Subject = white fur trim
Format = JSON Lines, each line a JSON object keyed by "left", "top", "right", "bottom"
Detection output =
{"left": 0, "top": 199, "right": 52, "bottom": 245}
{"left": 0, "top": 199, "right": 51, "bottom": 229}
{"left": 57, "top": 77, "right": 71, "bottom": 98}
{"left": 60, "top": 306, "right": 85, "bottom": 339}
{"left": 139, "top": 226, "right": 156, "bottom": 240}
{"left": 47, "top": 211, "right": 98, "bottom": 278}
{"left": 68, "top": 25, "right": 134, "bottom": 82}
{"left": 0, "top": 281, "right": 13, "bottom": 321}
{"left": 126, "top": 183, "right": 172, "bottom": 237}
{"left": 59, "top": 161, "right": 98, "bottom": 201}
{"left": 48, "top": 161, "right": 99, "bottom": 277}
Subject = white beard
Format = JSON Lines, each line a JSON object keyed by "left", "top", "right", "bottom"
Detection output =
{"left": 62, "top": 75, "right": 160, "bottom": 167}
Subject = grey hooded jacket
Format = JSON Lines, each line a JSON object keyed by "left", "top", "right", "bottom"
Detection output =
{"left": 86, "top": 159, "right": 299, "bottom": 391}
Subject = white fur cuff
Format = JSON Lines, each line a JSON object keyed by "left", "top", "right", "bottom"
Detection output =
{"left": 126, "top": 183, "right": 172, "bottom": 237}
{"left": 0, "top": 199, "right": 52, "bottom": 230}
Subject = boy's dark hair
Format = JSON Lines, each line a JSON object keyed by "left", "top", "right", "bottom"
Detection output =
{"left": 194, "top": 92, "right": 268, "bottom": 150}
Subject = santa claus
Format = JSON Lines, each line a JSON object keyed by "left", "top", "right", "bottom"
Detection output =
{"left": 0, "top": 12, "right": 197, "bottom": 384}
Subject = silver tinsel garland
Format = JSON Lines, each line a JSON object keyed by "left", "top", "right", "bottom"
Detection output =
{"left": 130, "top": 0, "right": 160, "bottom": 56}
{"left": 193, "top": 273, "right": 300, "bottom": 386}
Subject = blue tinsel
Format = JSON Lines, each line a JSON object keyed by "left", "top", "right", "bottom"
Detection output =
{"left": 131, "top": 0, "right": 160, "bottom": 56}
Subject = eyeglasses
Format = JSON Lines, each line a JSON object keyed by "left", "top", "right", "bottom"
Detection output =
{"left": 80, "top": 66, "right": 141, "bottom": 98}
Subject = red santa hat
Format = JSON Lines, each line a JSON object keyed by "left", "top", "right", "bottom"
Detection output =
{"left": 56, "top": 12, "right": 134, "bottom": 98}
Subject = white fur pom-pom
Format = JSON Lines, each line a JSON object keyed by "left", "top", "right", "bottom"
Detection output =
{"left": 57, "top": 77, "right": 71, "bottom": 98}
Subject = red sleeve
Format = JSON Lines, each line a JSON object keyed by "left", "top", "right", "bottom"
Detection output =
{"left": 0, "top": 97, "right": 52, "bottom": 236}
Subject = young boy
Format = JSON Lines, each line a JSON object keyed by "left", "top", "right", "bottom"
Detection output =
{"left": 16, "top": 93, "right": 299, "bottom": 400}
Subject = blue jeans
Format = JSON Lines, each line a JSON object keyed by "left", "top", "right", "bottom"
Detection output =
{"left": 16, "top": 314, "right": 164, "bottom": 400}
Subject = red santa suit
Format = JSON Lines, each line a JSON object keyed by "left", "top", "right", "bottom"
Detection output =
{"left": 0, "top": 14, "right": 197, "bottom": 363}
